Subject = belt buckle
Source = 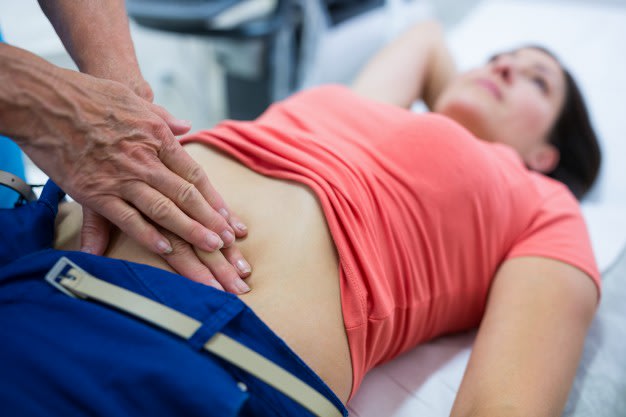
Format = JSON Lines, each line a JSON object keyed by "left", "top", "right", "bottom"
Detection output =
{"left": 45, "top": 256, "right": 88, "bottom": 299}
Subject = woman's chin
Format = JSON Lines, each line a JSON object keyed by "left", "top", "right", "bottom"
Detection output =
{"left": 436, "top": 102, "right": 496, "bottom": 142}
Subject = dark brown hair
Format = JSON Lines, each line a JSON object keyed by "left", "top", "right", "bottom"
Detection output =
{"left": 528, "top": 46, "right": 602, "bottom": 199}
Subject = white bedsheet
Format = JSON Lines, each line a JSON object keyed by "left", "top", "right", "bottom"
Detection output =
{"left": 347, "top": 1, "right": 626, "bottom": 415}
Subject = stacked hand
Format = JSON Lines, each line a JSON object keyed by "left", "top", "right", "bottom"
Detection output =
{"left": 1, "top": 0, "right": 253, "bottom": 294}
{"left": 7, "top": 57, "right": 252, "bottom": 293}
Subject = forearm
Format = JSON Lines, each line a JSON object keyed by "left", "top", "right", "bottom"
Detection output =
{"left": 0, "top": 43, "right": 77, "bottom": 145}
{"left": 352, "top": 20, "right": 456, "bottom": 109}
{"left": 0, "top": 42, "right": 138, "bottom": 180}
{"left": 37, "top": 0, "right": 150, "bottom": 99}
{"left": 449, "top": 258, "right": 598, "bottom": 417}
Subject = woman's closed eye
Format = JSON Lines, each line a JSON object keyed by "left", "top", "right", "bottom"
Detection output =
{"left": 530, "top": 75, "right": 549, "bottom": 94}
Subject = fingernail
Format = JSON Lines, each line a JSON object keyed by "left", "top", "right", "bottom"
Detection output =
{"left": 157, "top": 240, "right": 173, "bottom": 254}
{"left": 221, "top": 230, "right": 235, "bottom": 246}
{"left": 81, "top": 246, "right": 94, "bottom": 254}
{"left": 236, "top": 259, "right": 251, "bottom": 275}
{"left": 235, "top": 279, "right": 251, "bottom": 294}
{"left": 235, "top": 221, "right": 247, "bottom": 233}
{"left": 219, "top": 208, "right": 229, "bottom": 219}
{"left": 207, "top": 232, "right": 224, "bottom": 251}
{"left": 210, "top": 278, "right": 224, "bottom": 291}
{"left": 179, "top": 119, "right": 192, "bottom": 128}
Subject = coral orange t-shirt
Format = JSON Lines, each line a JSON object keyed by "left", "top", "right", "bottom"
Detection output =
{"left": 182, "top": 85, "right": 600, "bottom": 398}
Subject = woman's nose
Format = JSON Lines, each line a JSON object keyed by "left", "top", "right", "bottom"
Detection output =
{"left": 491, "top": 55, "right": 515, "bottom": 84}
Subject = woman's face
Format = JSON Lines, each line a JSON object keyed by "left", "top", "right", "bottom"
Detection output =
{"left": 434, "top": 47, "right": 567, "bottom": 172}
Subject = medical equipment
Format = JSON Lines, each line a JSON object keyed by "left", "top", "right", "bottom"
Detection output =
{"left": 125, "top": 0, "right": 431, "bottom": 120}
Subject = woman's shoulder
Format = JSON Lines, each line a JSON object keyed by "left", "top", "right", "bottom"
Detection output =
{"left": 506, "top": 171, "right": 600, "bottom": 289}
{"left": 527, "top": 171, "right": 580, "bottom": 212}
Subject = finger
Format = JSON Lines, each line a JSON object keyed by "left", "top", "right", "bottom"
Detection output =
{"left": 125, "top": 181, "right": 226, "bottom": 252}
{"left": 96, "top": 196, "right": 174, "bottom": 255}
{"left": 158, "top": 138, "right": 226, "bottom": 212}
{"left": 139, "top": 148, "right": 235, "bottom": 247}
{"left": 194, "top": 246, "right": 250, "bottom": 295}
{"left": 80, "top": 208, "right": 112, "bottom": 255}
{"left": 212, "top": 205, "right": 248, "bottom": 239}
{"left": 220, "top": 245, "right": 252, "bottom": 279}
{"left": 159, "top": 142, "right": 235, "bottom": 247}
{"left": 148, "top": 102, "right": 192, "bottom": 136}
{"left": 226, "top": 212, "right": 248, "bottom": 238}
{"left": 159, "top": 229, "right": 224, "bottom": 290}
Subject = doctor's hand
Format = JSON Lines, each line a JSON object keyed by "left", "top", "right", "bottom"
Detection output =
{"left": 62, "top": 75, "right": 250, "bottom": 265}
{"left": 158, "top": 226, "right": 252, "bottom": 294}
{"left": 1, "top": 48, "right": 249, "bottom": 284}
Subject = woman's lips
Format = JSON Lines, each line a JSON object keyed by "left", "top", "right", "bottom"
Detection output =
{"left": 475, "top": 78, "right": 502, "bottom": 100}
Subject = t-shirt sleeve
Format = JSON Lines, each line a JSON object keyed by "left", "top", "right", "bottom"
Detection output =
{"left": 505, "top": 183, "right": 601, "bottom": 295}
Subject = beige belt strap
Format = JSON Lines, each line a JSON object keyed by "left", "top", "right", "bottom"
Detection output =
{"left": 46, "top": 257, "right": 342, "bottom": 417}
{"left": 0, "top": 170, "right": 37, "bottom": 202}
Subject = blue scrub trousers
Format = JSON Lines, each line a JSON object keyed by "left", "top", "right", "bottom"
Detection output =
{"left": 0, "top": 181, "right": 348, "bottom": 417}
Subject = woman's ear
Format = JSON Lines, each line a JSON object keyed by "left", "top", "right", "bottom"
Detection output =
{"left": 526, "top": 143, "right": 560, "bottom": 174}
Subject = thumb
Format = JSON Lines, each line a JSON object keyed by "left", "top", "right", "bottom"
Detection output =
{"left": 80, "top": 208, "right": 112, "bottom": 256}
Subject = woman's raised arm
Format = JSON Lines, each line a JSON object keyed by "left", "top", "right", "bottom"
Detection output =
{"left": 351, "top": 21, "right": 456, "bottom": 109}
{"left": 450, "top": 257, "right": 599, "bottom": 417}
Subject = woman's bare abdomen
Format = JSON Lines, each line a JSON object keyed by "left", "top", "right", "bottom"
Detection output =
{"left": 54, "top": 142, "right": 353, "bottom": 402}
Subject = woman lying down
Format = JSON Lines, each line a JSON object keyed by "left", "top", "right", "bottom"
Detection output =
{"left": 0, "top": 21, "right": 601, "bottom": 417}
